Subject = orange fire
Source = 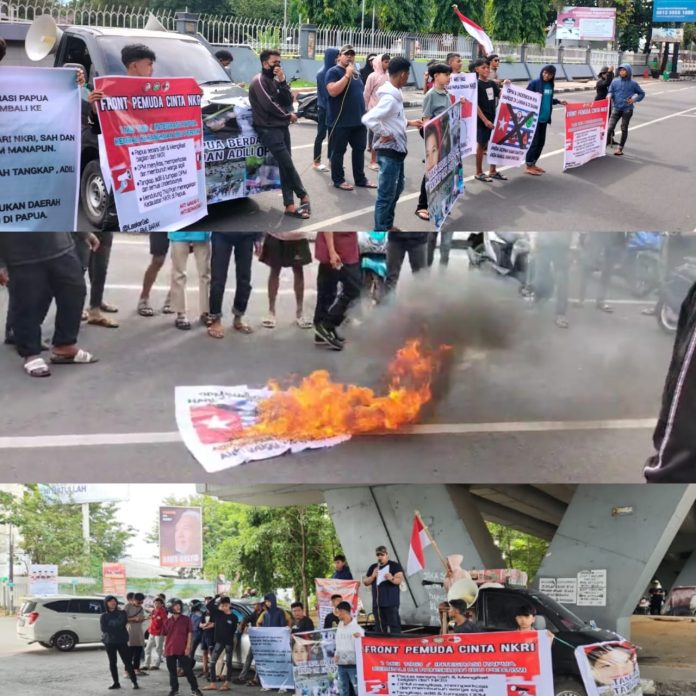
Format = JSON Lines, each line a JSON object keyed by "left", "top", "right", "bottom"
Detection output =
{"left": 246, "top": 339, "right": 452, "bottom": 441}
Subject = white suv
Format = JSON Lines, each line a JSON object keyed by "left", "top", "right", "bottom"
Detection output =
{"left": 17, "top": 595, "right": 117, "bottom": 651}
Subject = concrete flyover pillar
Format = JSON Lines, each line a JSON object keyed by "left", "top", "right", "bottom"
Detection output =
{"left": 324, "top": 485, "right": 503, "bottom": 625}
{"left": 672, "top": 549, "right": 696, "bottom": 587}
{"left": 533, "top": 484, "right": 696, "bottom": 638}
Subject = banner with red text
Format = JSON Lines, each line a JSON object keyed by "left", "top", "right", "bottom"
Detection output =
{"left": 94, "top": 75, "right": 207, "bottom": 232}
{"left": 575, "top": 640, "right": 642, "bottom": 696}
{"left": 563, "top": 100, "right": 610, "bottom": 171}
{"left": 315, "top": 578, "right": 360, "bottom": 627}
{"left": 102, "top": 563, "right": 127, "bottom": 597}
{"left": 357, "top": 631, "right": 554, "bottom": 696}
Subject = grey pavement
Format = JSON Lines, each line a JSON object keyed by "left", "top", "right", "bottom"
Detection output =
{"left": 72, "top": 80, "right": 696, "bottom": 233}
{"left": 0, "top": 237, "right": 672, "bottom": 484}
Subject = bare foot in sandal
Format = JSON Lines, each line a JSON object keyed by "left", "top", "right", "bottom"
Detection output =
{"left": 415, "top": 209, "right": 430, "bottom": 221}
{"left": 233, "top": 317, "right": 254, "bottom": 334}
{"left": 24, "top": 356, "right": 51, "bottom": 378}
{"left": 208, "top": 320, "right": 225, "bottom": 339}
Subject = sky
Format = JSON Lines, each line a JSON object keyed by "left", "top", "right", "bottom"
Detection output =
{"left": 114, "top": 484, "right": 198, "bottom": 558}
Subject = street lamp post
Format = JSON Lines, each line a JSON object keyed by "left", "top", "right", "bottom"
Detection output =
{"left": 283, "top": 0, "right": 288, "bottom": 54}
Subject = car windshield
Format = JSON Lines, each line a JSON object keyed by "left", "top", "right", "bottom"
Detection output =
{"left": 530, "top": 592, "right": 587, "bottom": 631}
{"left": 97, "top": 36, "right": 232, "bottom": 85}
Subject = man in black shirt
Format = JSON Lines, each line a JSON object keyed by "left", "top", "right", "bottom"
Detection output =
{"left": 323, "top": 595, "right": 343, "bottom": 630}
{"left": 201, "top": 597, "right": 238, "bottom": 691}
{"left": 472, "top": 58, "right": 506, "bottom": 183}
{"left": 448, "top": 599, "right": 484, "bottom": 633}
{"left": 363, "top": 546, "right": 404, "bottom": 634}
{"left": 290, "top": 602, "right": 315, "bottom": 634}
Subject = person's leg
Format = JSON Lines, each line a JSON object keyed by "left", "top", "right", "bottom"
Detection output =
{"left": 292, "top": 265, "right": 305, "bottom": 320}
{"left": 346, "top": 665, "right": 359, "bottom": 696}
{"left": 384, "top": 158, "right": 405, "bottom": 230}
{"left": 313, "top": 108, "right": 328, "bottom": 166}
{"left": 374, "top": 154, "right": 401, "bottom": 231}
{"left": 223, "top": 644, "right": 233, "bottom": 685}
{"left": 375, "top": 606, "right": 388, "bottom": 633}
{"left": 552, "top": 244, "right": 570, "bottom": 324}
{"left": 257, "top": 127, "right": 294, "bottom": 207}
{"left": 385, "top": 240, "right": 407, "bottom": 295}
{"left": 117, "top": 645, "right": 138, "bottom": 685}
{"left": 385, "top": 606, "right": 402, "bottom": 634}
{"left": 606, "top": 108, "right": 622, "bottom": 145}
{"left": 326, "top": 262, "right": 362, "bottom": 329}
{"left": 208, "top": 643, "right": 223, "bottom": 682}
{"left": 237, "top": 647, "right": 254, "bottom": 683}
{"left": 439, "top": 231, "right": 454, "bottom": 266}
{"left": 407, "top": 241, "right": 428, "bottom": 275}
{"left": 337, "top": 665, "right": 351, "bottom": 696}
{"left": 144, "top": 635, "right": 155, "bottom": 669}
{"left": 330, "top": 127, "right": 350, "bottom": 187}
{"left": 8, "top": 264, "right": 48, "bottom": 361}
{"left": 88, "top": 231, "right": 115, "bottom": 314}
{"left": 267, "top": 266, "right": 281, "bottom": 317}
{"left": 597, "top": 234, "right": 620, "bottom": 308}
{"left": 475, "top": 142, "right": 485, "bottom": 176}
{"left": 47, "top": 253, "right": 88, "bottom": 355}
{"left": 107, "top": 646, "right": 120, "bottom": 686}
{"left": 132, "top": 645, "right": 143, "bottom": 672}
{"left": 416, "top": 175, "right": 429, "bottom": 219}
{"left": 282, "top": 126, "right": 308, "bottom": 203}
{"left": 427, "top": 232, "right": 438, "bottom": 267}
{"left": 232, "top": 234, "right": 255, "bottom": 324}
{"left": 193, "top": 242, "right": 212, "bottom": 319}
{"left": 166, "top": 655, "right": 180, "bottom": 693}
{"left": 618, "top": 109, "right": 634, "bottom": 149}
{"left": 169, "top": 242, "right": 190, "bottom": 317}
{"left": 140, "top": 233, "right": 170, "bottom": 310}
{"left": 314, "top": 262, "right": 340, "bottom": 327}
{"left": 350, "top": 125, "right": 369, "bottom": 187}
{"left": 181, "top": 654, "right": 199, "bottom": 691}
{"left": 525, "top": 122, "right": 546, "bottom": 168}
{"left": 155, "top": 635, "right": 165, "bottom": 669}
{"left": 209, "top": 232, "right": 233, "bottom": 319}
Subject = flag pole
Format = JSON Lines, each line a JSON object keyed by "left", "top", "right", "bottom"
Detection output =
{"left": 415, "top": 510, "right": 450, "bottom": 573}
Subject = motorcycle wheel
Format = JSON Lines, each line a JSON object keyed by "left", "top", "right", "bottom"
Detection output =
{"left": 362, "top": 270, "right": 384, "bottom": 305}
{"left": 630, "top": 255, "right": 659, "bottom": 298}
{"left": 656, "top": 300, "right": 679, "bottom": 334}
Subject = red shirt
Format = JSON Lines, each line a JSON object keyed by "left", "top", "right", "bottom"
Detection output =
{"left": 163, "top": 614, "right": 191, "bottom": 656}
{"left": 148, "top": 606, "right": 168, "bottom": 636}
{"left": 315, "top": 232, "right": 359, "bottom": 266}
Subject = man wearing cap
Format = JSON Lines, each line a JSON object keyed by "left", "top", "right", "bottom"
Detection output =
{"left": 325, "top": 45, "right": 376, "bottom": 191}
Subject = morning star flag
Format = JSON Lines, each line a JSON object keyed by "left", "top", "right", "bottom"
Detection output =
{"left": 451, "top": 5, "right": 494, "bottom": 55}
{"left": 407, "top": 514, "right": 432, "bottom": 576}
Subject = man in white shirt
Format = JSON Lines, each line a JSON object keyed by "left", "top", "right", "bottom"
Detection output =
{"left": 334, "top": 601, "right": 364, "bottom": 696}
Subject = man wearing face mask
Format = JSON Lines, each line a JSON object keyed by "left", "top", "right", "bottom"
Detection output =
{"left": 249, "top": 49, "right": 311, "bottom": 219}
{"left": 326, "top": 45, "right": 376, "bottom": 191}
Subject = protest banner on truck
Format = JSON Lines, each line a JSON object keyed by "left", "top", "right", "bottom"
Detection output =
{"left": 159, "top": 506, "right": 203, "bottom": 568}
{"left": 0, "top": 67, "right": 80, "bottom": 231}
{"left": 315, "top": 578, "right": 361, "bottom": 626}
{"left": 564, "top": 100, "right": 610, "bottom": 171}
{"left": 424, "top": 102, "right": 465, "bottom": 231}
{"left": 487, "top": 84, "right": 542, "bottom": 168}
{"left": 575, "top": 640, "right": 642, "bottom": 696}
{"left": 29, "top": 565, "right": 58, "bottom": 595}
{"left": 102, "top": 563, "right": 127, "bottom": 597}
{"left": 248, "top": 627, "right": 294, "bottom": 691}
{"left": 357, "top": 630, "right": 554, "bottom": 696}
{"left": 94, "top": 75, "right": 207, "bottom": 232}
{"left": 445, "top": 72, "right": 478, "bottom": 159}
{"left": 175, "top": 386, "right": 349, "bottom": 473}
{"left": 292, "top": 629, "right": 340, "bottom": 695}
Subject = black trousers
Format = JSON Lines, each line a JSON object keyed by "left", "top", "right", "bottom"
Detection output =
{"left": 256, "top": 126, "right": 307, "bottom": 207}
{"left": 526, "top": 121, "right": 548, "bottom": 166}
{"left": 385, "top": 239, "right": 428, "bottom": 294}
{"left": 102, "top": 191, "right": 120, "bottom": 233}
{"left": 167, "top": 654, "right": 199, "bottom": 692}
{"left": 330, "top": 125, "right": 368, "bottom": 187}
{"left": 375, "top": 606, "right": 401, "bottom": 634}
{"left": 88, "top": 231, "right": 114, "bottom": 309}
{"left": 209, "top": 232, "right": 255, "bottom": 318}
{"left": 314, "top": 262, "right": 362, "bottom": 328}
{"left": 106, "top": 644, "right": 136, "bottom": 685}
{"left": 131, "top": 645, "right": 144, "bottom": 671}
{"left": 8, "top": 251, "right": 86, "bottom": 358}
{"left": 607, "top": 108, "right": 634, "bottom": 148}
{"left": 313, "top": 107, "right": 329, "bottom": 163}
{"left": 209, "top": 642, "right": 234, "bottom": 682}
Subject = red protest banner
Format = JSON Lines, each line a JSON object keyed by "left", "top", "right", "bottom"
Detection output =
{"left": 315, "top": 578, "right": 360, "bottom": 626}
{"left": 94, "top": 75, "right": 207, "bottom": 232}
{"left": 563, "top": 100, "right": 610, "bottom": 171}
{"left": 357, "top": 630, "right": 554, "bottom": 696}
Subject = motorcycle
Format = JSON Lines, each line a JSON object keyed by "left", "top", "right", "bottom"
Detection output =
{"left": 655, "top": 256, "right": 696, "bottom": 333}
{"left": 621, "top": 231, "right": 662, "bottom": 298}
{"left": 466, "top": 231, "right": 532, "bottom": 294}
{"left": 296, "top": 91, "right": 319, "bottom": 122}
{"left": 357, "top": 231, "right": 388, "bottom": 304}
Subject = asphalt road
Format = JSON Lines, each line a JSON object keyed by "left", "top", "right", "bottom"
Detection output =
{"left": 0, "top": 235, "right": 672, "bottom": 484}
{"left": 72, "top": 80, "right": 696, "bottom": 234}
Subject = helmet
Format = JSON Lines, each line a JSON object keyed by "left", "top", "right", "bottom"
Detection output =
{"left": 189, "top": 599, "right": 203, "bottom": 611}
{"left": 167, "top": 598, "right": 184, "bottom": 613}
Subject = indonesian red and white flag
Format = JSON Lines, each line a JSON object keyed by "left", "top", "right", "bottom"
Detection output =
{"left": 452, "top": 6, "right": 494, "bottom": 56}
{"left": 407, "top": 514, "right": 432, "bottom": 576}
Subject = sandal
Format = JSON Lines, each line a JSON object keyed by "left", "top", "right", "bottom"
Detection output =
{"left": 490, "top": 172, "right": 508, "bottom": 180}
{"left": 24, "top": 357, "right": 51, "bottom": 378}
{"left": 233, "top": 320, "right": 254, "bottom": 334}
{"left": 200, "top": 314, "right": 214, "bottom": 327}
{"left": 299, "top": 199, "right": 311, "bottom": 215}
{"left": 207, "top": 321, "right": 225, "bottom": 339}
{"left": 475, "top": 173, "right": 493, "bottom": 182}
{"left": 137, "top": 299, "right": 155, "bottom": 317}
{"left": 175, "top": 316, "right": 192, "bottom": 331}
{"left": 357, "top": 181, "right": 377, "bottom": 189}
{"left": 296, "top": 316, "right": 313, "bottom": 329}
{"left": 162, "top": 302, "right": 175, "bottom": 315}
{"left": 368, "top": 163, "right": 380, "bottom": 171}
{"left": 312, "top": 163, "right": 327, "bottom": 171}
{"left": 415, "top": 209, "right": 430, "bottom": 221}
{"left": 525, "top": 167, "right": 542, "bottom": 176}
{"left": 284, "top": 206, "right": 310, "bottom": 219}
{"left": 87, "top": 314, "right": 119, "bottom": 328}
{"left": 261, "top": 315, "right": 276, "bottom": 329}
{"left": 336, "top": 182, "right": 354, "bottom": 191}
{"left": 50, "top": 348, "right": 98, "bottom": 364}
{"left": 614, "top": 149, "right": 624, "bottom": 156}
{"left": 100, "top": 303, "right": 119, "bottom": 313}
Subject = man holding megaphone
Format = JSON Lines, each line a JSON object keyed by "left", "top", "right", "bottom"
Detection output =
{"left": 363, "top": 545, "right": 404, "bottom": 634}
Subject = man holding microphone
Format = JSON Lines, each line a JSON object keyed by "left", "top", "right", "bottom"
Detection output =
{"left": 363, "top": 546, "right": 404, "bottom": 634}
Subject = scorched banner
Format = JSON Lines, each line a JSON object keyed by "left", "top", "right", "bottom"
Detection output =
{"left": 0, "top": 67, "right": 80, "bottom": 231}
{"left": 175, "top": 386, "right": 349, "bottom": 473}
{"left": 445, "top": 72, "right": 478, "bottom": 159}
{"left": 94, "top": 75, "right": 207, "bottom": 232}
{"left": 487, "top": 84, "right": 542, "bottom": 168}
{"left": 575, "top": 641, "right": 642, "bottom": 696}
{"left": 315, "top": 578, "right": 361, "bottom": 627}
{"left": 564, "top": 100, "right": 610, "bottom": 171}
{"left": 357, "top": 631, "right": 554, "bottom": 696}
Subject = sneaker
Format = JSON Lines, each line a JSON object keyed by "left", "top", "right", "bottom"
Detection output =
{"left": 192, "top": 690, "right": 204, "bottom": 696}
{"left": 108, "top": 685, "right": 121, "bottom": 691}
{"left": 333, "top": 328, "right": 346, "bottom": 343}
{"left": 314, "top": 323, "right": 343, "bottom": 351}
{"left": 132, "top": 685, "right": 140, "bottom": 691}
{"left": 314, "top": 333, "right": 328, "bottom": 346}
{"left": 168, "top": 692, "right": 180, "bottom": 696}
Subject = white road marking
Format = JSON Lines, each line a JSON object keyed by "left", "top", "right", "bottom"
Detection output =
{"left": 303, "top": 102, "right": 696, "bottom": 231}
{"left": 0, "top": 418, "right": 656, "bottom": 450}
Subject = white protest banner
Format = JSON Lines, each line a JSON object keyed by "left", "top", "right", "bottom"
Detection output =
{"left": 248, "top": 627, "right": 294, "bottom": 691}
{"left": 577, "top": 570, "right": 607, "bottom": 606}
{"left": 446, "top": 72, "right": 478, "bottom": 158}
{"left": 292, "top": 628, "right": 340, "bottom": 695}
{"left": 175, "top": 386, "right": 349, "bottom": 473}
{"left": 538, "top": 577, "right": 578, "bottom": 604}
{"left": 358, "top": 630, "right": 554, "bottom": 696}
{"left": 315, "top": 578, "right": 360, "bottom": 627}
{"left": 487, "top": 83, "right": 542, "bottom": 168}
{"left": 563, "top": 100, "right": 610, "bottom": 171}
{"left": 0, "top": 67, "right": 80, "bottom": 231}
{"left": 29, "top": 565, "right": 59, "bottom": 595}
{"left": 95, "top": 75, "right": 207, "bottom": 232}
{"left": 575, "top": 640, "right": 642, "bottom": 696}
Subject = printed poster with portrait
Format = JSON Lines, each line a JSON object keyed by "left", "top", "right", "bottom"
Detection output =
{"left": 445, "top": 72, "right": 478, "bottom": 158}
{"left": 159, "top": 506, "right": 203, "bottom": 568}
{"left": 575, "top": 641, "right": 642, "bottom": 696}
{"left": 292, "top": 628, "right": 340, "bottom": 696}
{"left": 424, "top": 102, "right": 465, "bottom": 231}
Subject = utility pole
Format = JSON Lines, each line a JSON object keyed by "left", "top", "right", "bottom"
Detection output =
{"left": 82, "top": 503, "right": 90, "bottom": 556}
{"left": 8, "top": 523, "right": 14, "bottom": 614}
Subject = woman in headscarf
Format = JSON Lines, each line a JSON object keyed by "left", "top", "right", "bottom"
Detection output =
{"left": 363, "top": 53, "right": 391, "bottom": 171}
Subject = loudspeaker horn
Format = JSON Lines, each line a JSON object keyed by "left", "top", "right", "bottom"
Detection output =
{"left": 144, "top": 13, "right": 168, "bottom": 32}
{"left": 447, "top": 573, "right": 479, "bottom": 608}
{"left": 25, "top": 14, "right": 63, "bottom": 61}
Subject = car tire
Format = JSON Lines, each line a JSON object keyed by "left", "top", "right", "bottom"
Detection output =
{"left": 53, "top": 631, "right": 78, "bottom": 652}
{"left": 38, "top": 641, "right": 52, "bottom": 648}
{"left": 554, "top": 677, "right": 587, "bottom": 696}
{"left": 80, "top": 159, "right": 108, "bottom": 228}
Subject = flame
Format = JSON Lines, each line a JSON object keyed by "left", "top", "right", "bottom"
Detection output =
{"left": 246, "top": 339, "right": 452, "bottom": 441}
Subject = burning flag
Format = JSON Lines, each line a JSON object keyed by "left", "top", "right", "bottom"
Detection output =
{"left": 451, "top": 5, "right": 494, "bottom": 56}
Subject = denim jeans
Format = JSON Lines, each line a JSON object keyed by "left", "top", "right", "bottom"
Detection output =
{"left": 337, "top": 664, "right": 358, "bottom": 696}
{"left": 209, "top": 232, "right": 255, "bottom": 318}
{"left": 374, "top": 152, "right": 405, "bottom": 232}
{"left": 607, "top": 108, "right": 634, "bottom": 148}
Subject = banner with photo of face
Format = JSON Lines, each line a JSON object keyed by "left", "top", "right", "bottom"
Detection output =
{"left": 292, "top": 628, "right": 340, "bottom": 695}
{"left": 159, "top": 506, "right": 203, "bottom": 568}
{"left": 575, "top": 641, "right": 642, "bottom": 696}
{"left": 424, "top": 102, "right": 465, "bottom": 232}
{"left": 445, "top": 72, "right": 478, "bottom": 159}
